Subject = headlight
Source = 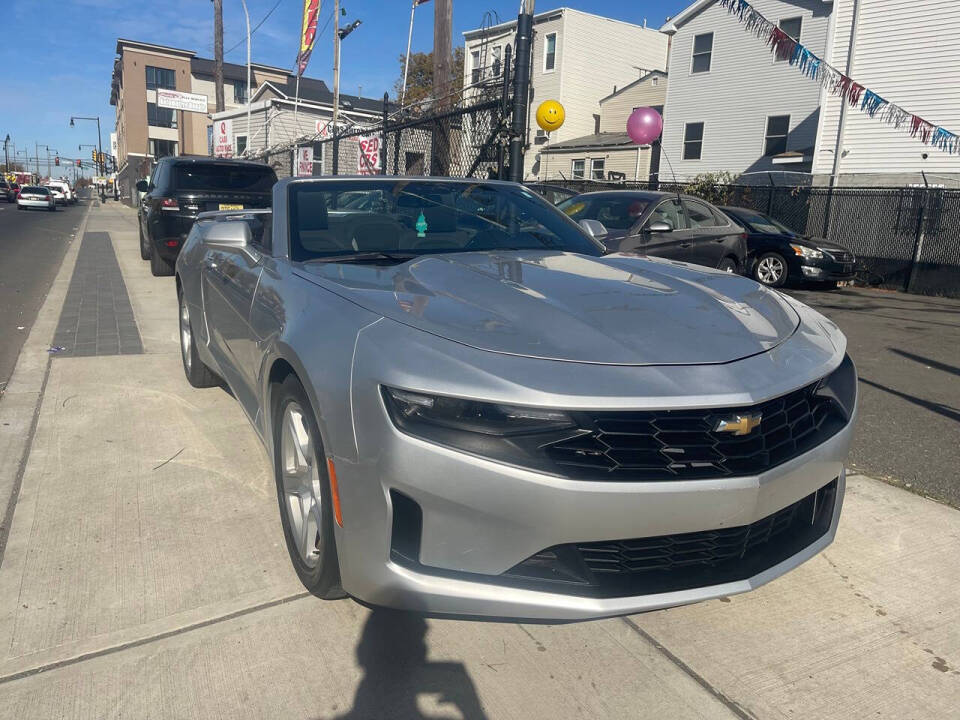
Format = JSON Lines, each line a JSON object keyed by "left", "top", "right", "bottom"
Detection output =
{"left": 790, "top": 243, "right": 823, "bottom": 259}
{"left": 814, "top": 354, "right": 857, "bottom": 421}
{"left": 384, "top": 388, "right": 574, "bottom": 436}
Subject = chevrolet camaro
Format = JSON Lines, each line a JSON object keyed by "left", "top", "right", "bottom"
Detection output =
{"left": 174, "top": 176, "right": 857, "bottom": 621}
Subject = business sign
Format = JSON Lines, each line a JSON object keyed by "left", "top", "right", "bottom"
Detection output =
{"left": 296, "top": 146, "right": 314, "bottom": 176}
{"left": 357, "top": 135, "right": 381, "bottom": 175}
{"left": 214, "top": 119, "right": 233, "bottom": 158}
{"left": 157, "top": 88, "right": 209, "bottom": 114}
{"left": 110, "top": 132, "right": 118, "bottom": 159}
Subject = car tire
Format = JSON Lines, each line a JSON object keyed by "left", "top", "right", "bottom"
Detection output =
{"left": 754, "top": 252, "right": 788, "bottom": 287}
{"left": 178, "top": 288, "right": 220, "bottom": 388}
{"left": 718, "top": 257, "right": 739, "bottom": 274}
{"left": 149, "top": 247, "right": 174, "bottom": 276}
{"left": 271, "top": 374, "right": 345, "bottom": 599}
{"left": 139, "top": 223, "right": 150, "bottom": 260}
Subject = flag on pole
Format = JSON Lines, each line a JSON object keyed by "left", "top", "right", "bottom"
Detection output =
{"left": 296, "top": 0, "right": 321, "bottom": 76}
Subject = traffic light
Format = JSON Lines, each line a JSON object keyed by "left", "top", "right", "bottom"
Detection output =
{"left": 55, "top": 156, "right": 60, "bottom": 166}
{"left": 91, "top": 150, "right": 97, "bottom": 162}
{"left": 76, "top": 159, "right": 82, "bottom": 167}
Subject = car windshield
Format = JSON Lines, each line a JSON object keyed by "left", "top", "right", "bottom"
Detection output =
{"left": 734, "top": 210, "right": 796, "bottom": 236}
{"left": 289, "top": 180, "right": 604, "bottom": 262}
{"left": 556, "top": 195, "right": 650, "bottom": 231}
{"left": 174, "top": 164, "right": 277, "bottom": 192}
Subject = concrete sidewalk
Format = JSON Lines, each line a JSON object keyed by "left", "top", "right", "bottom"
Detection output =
{"left": 0, "top": 202, "right": 957, "bottom": 719}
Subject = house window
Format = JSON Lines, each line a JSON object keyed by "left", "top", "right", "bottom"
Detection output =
{"left": 683, "top": 122, "right": 704, "bottom": 160}
{"left": 236, "top": 135, "right": 247, "bottom": 156}
{"left": 471, "top": 50, "right": 481, "bottom": 84}
{"left": 776, "top": 17, "right": 803, "bottom": 62}
{"left": 491, "top": 45, "right": 502, "bottom": 77}
{"left": 145, "top": 66, "right": 176, "bottom": 90}
{"left": 233, "top": 81, "right": 248, "bottom": 104}
{"left": 764, "top": 115, "right": 790, "bottom": 156}
{"left": 691, "top": 33, "right": 713, "bottom": 74}
{"left": 544, "top": 33, "right": 557, "bottom": 72}
{"left": 148, "top": 139, "right": 177, "bottom": 159}
{"left": 571, "top": 159, "right": 585, "bottom": 178}
{"left": 590, "top": 158, "right": 605, "bottom": 180}
{"left": 146, "top": 102, "right": 177, "bottom": 128}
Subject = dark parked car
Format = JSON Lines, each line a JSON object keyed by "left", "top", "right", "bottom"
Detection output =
{"left": 137, "top": 157, "right": 277, "bottom": 276}
{"left": 526, "top": 183, "right": 578, "bottom": 205}
{"left": 720, "top": 206, "right": 856, "bottom": 288}
{"left": 557, "top": 191, "right": 747, "bottom": 273}
{"left": 2, "top": 181, "right": 20, "bottom": 203}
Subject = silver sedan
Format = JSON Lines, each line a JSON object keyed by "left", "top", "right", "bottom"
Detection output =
{"left": 175, "top": 177, "right": 857, "bottom": 621}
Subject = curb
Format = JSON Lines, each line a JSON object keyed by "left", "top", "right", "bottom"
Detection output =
{"left": 0, "top": 199, "right": 93, "bottom": 566}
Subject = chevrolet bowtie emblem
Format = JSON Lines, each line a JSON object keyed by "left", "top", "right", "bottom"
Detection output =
{"left": 714, "top": 413, "right": 763, "bottom": 436}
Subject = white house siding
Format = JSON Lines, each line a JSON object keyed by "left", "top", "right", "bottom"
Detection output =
{"left": 661, "top": 0, "right": 831, "bottom": 181}
{"left": 813, "top": 0, "right": 960, "bottom": 184}
{"left": 541, "top": 146, "right": 648, "bottom": 181}
{"left": 599, "top": 74, "right": 668, "bottom": 133}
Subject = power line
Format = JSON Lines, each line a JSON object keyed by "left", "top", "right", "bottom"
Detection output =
{"left": 224, "top": 0, "right": 286, "bottom": 56}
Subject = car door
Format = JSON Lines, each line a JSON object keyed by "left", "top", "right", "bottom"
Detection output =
{"left": 637, "top": 197, "right": 695, "bottom": 261}
{"left": 682, "top": 198, "right": 729, "bottom": 269}
{"left": 200, "top": 218, "right": 266, "bottom": 413}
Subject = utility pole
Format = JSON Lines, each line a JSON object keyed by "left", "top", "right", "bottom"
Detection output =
{"left": 509, "top": 0, "right": 535, "bottom": 182}
{"left": 430, "top": 0, "right": 452, "bottom": 175}
{"left": 332, "top": 0, "right": 340, "bottom": 137}
{"left": 213, "top": 0, "right": 225, "bottom": 112}
{"left": 35, "top": 141, "right": 40, "bottom": 177}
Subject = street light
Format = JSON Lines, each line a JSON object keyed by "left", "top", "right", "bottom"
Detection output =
{"left": 332, "top": 3, "right": 362, "bottom": 155}
{"left": 3, "top": 135, "right": 9, "bottom": 173}
{"left": 70, "top": 116, "right": 103, "bottom": 175}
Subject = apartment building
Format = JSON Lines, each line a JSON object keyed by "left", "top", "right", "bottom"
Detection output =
{"left": 463, "top": 8, "right": 669, "bottom": 180}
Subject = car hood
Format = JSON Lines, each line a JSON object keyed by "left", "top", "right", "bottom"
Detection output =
{"left": 295, "top": 251, "right": 800, "bottom": 365}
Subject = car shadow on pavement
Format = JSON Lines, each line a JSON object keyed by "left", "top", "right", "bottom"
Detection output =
{"left": 324, "top": 608, "right": 488, "bottom": 720}
{"left": 860, "top": 377, "right": 960, "bottom": 423}
{"left": 888, "top": 348, "right": 960, "bottom": 378}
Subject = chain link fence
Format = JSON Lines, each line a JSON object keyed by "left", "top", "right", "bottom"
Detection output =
{"left": 549, "top": 178, "right": 960, "bottom": 298}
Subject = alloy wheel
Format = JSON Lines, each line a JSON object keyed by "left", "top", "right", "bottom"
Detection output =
{"left": 757, "top": 256, "right": 784, "bottom": 285}
{"left": 280, "top": 402, "right": 323, "bottom": 567}
{"left": 179, "top": 295, "right": 192, "bottom": 373}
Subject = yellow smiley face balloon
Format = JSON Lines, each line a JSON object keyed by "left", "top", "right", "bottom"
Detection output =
{"left": 536, "top": 100, "right": 565, "bottom": 132}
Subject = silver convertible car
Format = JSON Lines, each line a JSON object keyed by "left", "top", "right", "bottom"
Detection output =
{"left": 175, "top": 177, "right": 857, "bottom": 621}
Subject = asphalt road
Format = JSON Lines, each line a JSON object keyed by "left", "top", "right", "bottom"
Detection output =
{"left": 789, "top": 286, "right": 960, "bottom": 507}
{"left": 0, "top": 192, "right": 89, "bottom": 389}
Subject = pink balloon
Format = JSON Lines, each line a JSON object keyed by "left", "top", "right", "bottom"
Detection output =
{"left": 626, "top": 107, "right": 663, "bottom": 145}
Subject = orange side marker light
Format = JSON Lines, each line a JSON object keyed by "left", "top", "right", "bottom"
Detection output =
{"left": 327, "top": 458, "right": 344, "bottom": 527}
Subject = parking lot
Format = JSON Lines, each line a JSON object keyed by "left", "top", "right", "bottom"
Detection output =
{"left": 0, "top": 201, "right": 957, "bottom": 719}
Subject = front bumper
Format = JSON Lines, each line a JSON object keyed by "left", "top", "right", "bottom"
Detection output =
{"left": 800, "top": 258, "right": 856, "bottom": 282}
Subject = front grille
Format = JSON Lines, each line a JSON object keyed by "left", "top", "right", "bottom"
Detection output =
{"left": 825, "top": 249, "right": 855, "bottom": 263}
{"left": 543, "top": 383, "right": 847, "bottom": 481}
{"left": 504, "top": 479, "right": 838, "bottom": 598}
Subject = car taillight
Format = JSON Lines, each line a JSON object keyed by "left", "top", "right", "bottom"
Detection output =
{"left": 165, "top": 240, "right": 179, "bottom": 247}
{"left": 740, "top": 233, "right": 748, "bottom": 240}
{"left": 160, "top": 197, "right": 179, "bottom": 210}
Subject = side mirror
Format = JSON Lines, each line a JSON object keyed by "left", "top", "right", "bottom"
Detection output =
{"left": 202, "top": 220, "right": 251, "bottom": 248}
{"left": 136, "top": 180, "right": 149, "bottom": 193}
{"left": 579, "top": 218, "right": 609, "bottom": 239}
{"left": 645, "top": 220, "right": 672, "bottom": 233}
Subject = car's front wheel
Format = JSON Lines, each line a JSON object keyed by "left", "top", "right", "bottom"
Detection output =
{"left": 754, "top": 252, "right": 788, "bottom": 287}
{"left": 272, "top": 375, "right": 344, "bottom": 599}
{"left": 178, "top": 289, "right": 220, "bottom": 388}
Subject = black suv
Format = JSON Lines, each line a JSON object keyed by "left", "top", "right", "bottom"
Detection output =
{"left": 137, "top": 157, "right": 277, "bottom": 276}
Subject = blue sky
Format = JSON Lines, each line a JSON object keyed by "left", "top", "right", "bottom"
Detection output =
{"left": 1, "top": 0, "right": 689, "bottom": 170}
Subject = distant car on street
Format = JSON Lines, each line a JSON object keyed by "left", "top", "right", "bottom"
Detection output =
{"left": 174, "top": 176, "right": 856, "bottom": 621}
{"left": 719, "top": 206, "right": 857, "bottom": 288}
{"left": 136, "top": 156, "right": 277, "bottom": 276}
{"left": 0, "top": 180, "right": 11, "bottom": 202}
{"left": 3, "top": 181, "right": 21, "bottom": 203}
{"left": 557, "top": 190, "right": 747, "bottom": 273}
{"left": 526, "top": 183, "right": 578, "bottom": 205}
{"left": 46, "top": 180, "right": 75, "bottom": 205}
{"left": 17, "top": 185, "right": 56, "bottom": 211}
